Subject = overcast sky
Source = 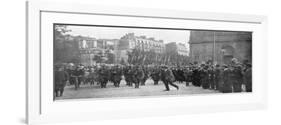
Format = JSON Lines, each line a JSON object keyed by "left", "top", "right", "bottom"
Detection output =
{"left": 65, "top": 25, "right": 190, "bottom": 46}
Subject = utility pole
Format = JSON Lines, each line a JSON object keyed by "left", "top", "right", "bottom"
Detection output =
{"left": 213, "top": 31, "right": 216, "bottom": 65}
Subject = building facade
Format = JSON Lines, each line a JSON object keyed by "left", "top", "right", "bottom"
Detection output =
{"left": 165, "top": 42, "right": 189, "bottom": 56}
{"left": 116, "top": 33, "right": 165, "bottom": 63}
{"left": 189, "top": 31, "right": 252, "bottom": 65}
{"left": 77, "top": 36, "right": 119, "bottom": 66}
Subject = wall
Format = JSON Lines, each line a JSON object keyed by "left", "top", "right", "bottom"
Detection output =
{"left": 0, "top": 0, "right": 280, "bottom": 125}
{"left": 190, "top": 31, "right": 252, "bottom": 64}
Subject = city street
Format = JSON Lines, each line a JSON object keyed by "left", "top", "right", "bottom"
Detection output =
{"left": 55, "top": 79, "right": 219, "bottom": 100}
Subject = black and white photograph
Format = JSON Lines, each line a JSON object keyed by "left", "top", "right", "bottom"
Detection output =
{"left": 53, "top": 24, "right": 252, "bottom": 100}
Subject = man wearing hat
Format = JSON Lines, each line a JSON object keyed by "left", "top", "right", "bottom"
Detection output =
{"left": 201, "top": 65, "right": 210, "bottom": 89}
{"left": 244, "top": 63, "right": 252, "bottom": 92}
{"left": 222, "top": 65, "right": 233, "bottom": 93}
{"left": 214, "top": 64, "right": 221, "bottom": 90}
{"left": 232, "top": 65, "right": 243, "bottom": 92}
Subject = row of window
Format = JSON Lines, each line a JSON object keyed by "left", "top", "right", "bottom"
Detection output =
{"left": 136, "top": 39, "right": 164, "bottom": 47}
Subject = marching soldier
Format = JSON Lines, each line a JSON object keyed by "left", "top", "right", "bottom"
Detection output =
{"left": 161, "top": 66, "right": 179, "bottom": 91}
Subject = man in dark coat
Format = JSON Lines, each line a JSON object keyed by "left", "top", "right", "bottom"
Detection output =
{"left": 123, "top": 65, "right": 130, "bottom": 86}
{"left": 128, "top": 66, "right": 136, "bottom": 87}
{"left": 75, "top": 66, "right": 84, "bottom": 87}
{"left": 201, "top": 66, "right": 209, "bottom": 89}
{"left": 177, "top": 67, "right": 185, "bottom": 83}
{"left": 112, "top": 65, "right": 123, "bottom": 87}
{"left": 67, "top": 68, "right": 76, "bottom": 86}
{"left": 133, "top": 66, "right": 144, "bottom": 88}
{"left": 98, "top": 65, "right": 109, "bottom": 88}
{"left": 161, "top": 66, "right": 179, "bottom": 91}
{"left": 214, "top": 64, "right": 221, "bottom": 90}
{"left": 232, "top": 65, "right": 243, "bottom": 92}
{"left": 208, "top": 66, "right": 215, "bottom": 89}
{"left": 150, "top": 66, "right": 161, "bottom": 85}
{"left": 172, "top": 67, "right": 179, "bottom": 82}
{"left": 221, "top": 66, "right": 233, "bottom": 93}
{"left": 54, "top": 67, "right": 69, "bottom": 97}
{"left": 141, "top": 66, "right": 149, "bottom": 86}
{"left": 192, "top": 67, "right": 201, "bottom": 87}
{"left": 72, "top": 67, "right": 84, "bottom": 90}
{"left": 244, "top": 64, "right": 252, "bottom": 92}
{"left": 183, "top": 67, "right": 193, "bottom": 86}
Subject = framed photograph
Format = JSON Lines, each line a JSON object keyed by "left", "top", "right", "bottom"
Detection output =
{"left": 26, "top": 1, "right": 267, "bottom": 124}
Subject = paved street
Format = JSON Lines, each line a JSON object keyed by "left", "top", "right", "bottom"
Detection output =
{"left": 55, "top": 79, "right": 219, "bottom": 100}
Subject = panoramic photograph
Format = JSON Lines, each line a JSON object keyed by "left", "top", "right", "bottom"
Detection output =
{"left": 53, "top": 24, "right": 252, "bottom": 100}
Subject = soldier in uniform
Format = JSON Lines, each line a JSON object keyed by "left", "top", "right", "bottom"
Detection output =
{"left": 112, "top": 65, "right": 123, "bottom": 87}
{"left": 221, "top": 65, "right": 233, "bottom": 93}
{"left": 124, "top": 65, "right": 134, "bottom": 86}
{"left": 244, "top": 63, "right": 252, "bottom": 92}
{"left": 177, "top": 67, "right": 185, "bottom": 84}
{"left": 71, "top": 66, "right": 82, "bottom": 90}
{"left": 208, "top": 66, "right": 215, "bottom": 89}
{"left": 201, "top": 65, "right": 210, "bottom": 89}
{"left": 141, "top": 65, "right": 149, "bottom": 86}
{"left": 76, "top": 66, "right": 85, "bottom": 87}
{"left": 67, "top": 67, "right": 76, "bottom": 86}
{"left": 161, "top": 66, "right": 179, "bottom": 91}
{"left": 214, "top": 64, "right": 221, "bottom": 90}
{"left": 133, "top": 65, "right": 144, "bottom": 88}
{"left": 183, "top": 67, "right": 193, "bottom": 86}
{"left": 150, "top": 66, "right": 161, "bottom": 85}
{"left": 88, "top": 67, "right": 96, "bottom": 86}
{"left": 172, "top": 67, "right": 179, "bottom": 82}
{"left": 232, "top": 65, "right": 243, "bottom": 92}
{"left": 98, "top": 65, "right": 109, "bottom": 88}
{"left": 192, "top": 66, "right": 201, "bottom": 87}
{"left": 54, "top": 66, "right": 69, "bottom": 97}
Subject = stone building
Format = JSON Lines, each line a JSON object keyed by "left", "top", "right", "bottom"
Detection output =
{"left": 165, "top": 42, "right": 189, "bottom": 56}
{"left": 189, "top": 31, "right": 252, "bottom": 65}
{"left": 77, "top": 36, "right": 119, "bottom": 66}
{"left": 116, "top": 33, "right": 165, "bottom": 63}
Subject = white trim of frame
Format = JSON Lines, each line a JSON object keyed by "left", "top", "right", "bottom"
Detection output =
{"left": 26, "top": 1, "right": 267, "bottom": 124}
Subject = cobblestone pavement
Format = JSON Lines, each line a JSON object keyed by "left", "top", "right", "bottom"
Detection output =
{"left": 55, "top": 79, "right": 220, "bottom": 100}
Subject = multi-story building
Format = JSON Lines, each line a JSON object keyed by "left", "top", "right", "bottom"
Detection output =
{"left": 165, "top": 42, "right": 189, "bottom": 56}
{"left": 116, "top": 33, "right": 165, "bottom": 63}
{"left": 76, "top": 36, "right": 119, "bottom": 66}
{"left": 189, "top": 31, "right": 252, "bottom": 65}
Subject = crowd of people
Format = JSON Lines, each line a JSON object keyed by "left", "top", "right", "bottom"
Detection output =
{"left": 54, "top": 58, "right": 252, "bottom": 98}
